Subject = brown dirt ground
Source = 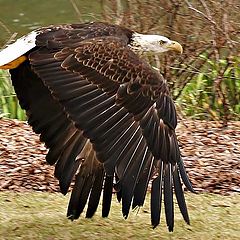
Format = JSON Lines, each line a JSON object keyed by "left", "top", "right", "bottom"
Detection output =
{"left": 0, "top": 118, "right": 239, "bottom": 195}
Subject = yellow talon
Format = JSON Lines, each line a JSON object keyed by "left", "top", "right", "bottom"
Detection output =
{"left": 0, "top": 55, "right": 27, "bottom": 69}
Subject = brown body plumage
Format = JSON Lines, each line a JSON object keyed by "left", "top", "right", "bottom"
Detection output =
{"left": 1, "top": 22, "right": 193, "bottom": 231}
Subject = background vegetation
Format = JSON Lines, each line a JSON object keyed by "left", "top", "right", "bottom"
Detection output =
{"left": 0, "top": 70, "right": 25, "bottom": 120}
{"left": 0, "top": 0, "right": 239, "bottom": 124}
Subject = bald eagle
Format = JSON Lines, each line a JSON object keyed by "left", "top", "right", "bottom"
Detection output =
{"left": 0, "top": 22, "right": 193, "bottom": 231}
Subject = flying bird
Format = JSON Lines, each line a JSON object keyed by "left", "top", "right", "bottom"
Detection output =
{"left": 0, "top": 22, "right": 194, "bottom": 231}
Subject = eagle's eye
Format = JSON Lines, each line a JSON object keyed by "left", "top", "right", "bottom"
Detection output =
{"left": 159, "top": 40, "right": 167, "bottom": 45}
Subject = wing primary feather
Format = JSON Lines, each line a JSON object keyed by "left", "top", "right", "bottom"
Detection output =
{"left": 98, "top": 122, "right": 139, "bottom": 174}
{"left": 64, "top": 91, "right": 107, "bottom": 114}
{"left": 67, "top": 171, "right": 94, "bottom": 220}
{"left": 164, "top": 163, "right": 174, "bottom": 232}
{"left": 86, "top": 107, "right": 128, "bottom": 139}
{"left": 30, "top": 110, "right": 62, "bottom": 135}
{"left": 115, "top": 129, "right": 142, "bottom": 178}
{"left": 173, "top": 166, "right": 190, "bottom": 224}
{"left": 67, "top": 170, "right": 85, "bottom": 220}
{"left": 75, "top": 95, "right": 116, "bottom": 123}
{"left": 62, "top": 88, "right": 102, "bottom": 106}
{"left": 115, "top": 175, "right": 122, "bottom": 202}
{"left": 178, "top": 158, "right": 195, "bottom": 192}
{"left": 55, "top": 133, "right": 87, "bottom": 194}
{"left": 45, "top": 127, "right": 77, "bottom": 165}
{"left": 117, "top": 189, "right": 122, "bottom": 203}
{"left": 132, "top": 154, "right": 154, "bottom": 209}
{"left": 38, "top": 119, "right": 70, "bottom": 148}
{"left": 92, "top": 112, "right": 132, "bottom": 147}
{"left": 151, "top": 161, "right": 163, "bottom": 228}
{"left": 120, "top": 136, "right": 146, "bottom": 218}
{"left": 102, "top": 175, "right": 114, "bottom": 218}
{"left": 82, "top": 104, "right": 120, "bottom": 131}
{"left": 54, "top": 132, "right": 84, "bottom": 177}
{"left": 86, "top": 167, "right": 105, "bottom": 218}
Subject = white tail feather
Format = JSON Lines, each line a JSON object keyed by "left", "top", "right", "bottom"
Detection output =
{"left": 0, "top": 31, "right": 38, "bottom": 66}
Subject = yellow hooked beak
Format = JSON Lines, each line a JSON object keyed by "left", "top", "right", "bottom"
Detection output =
{"left": 167, "top": 41, "right": 183, "bottom": 54}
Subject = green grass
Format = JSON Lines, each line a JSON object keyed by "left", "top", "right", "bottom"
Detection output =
{"left": 0, "top": 192, "right": 239, "bottom": 239}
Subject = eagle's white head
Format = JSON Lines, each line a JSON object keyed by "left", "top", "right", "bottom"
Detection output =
{"left": 130, "top": 33, "right": 183, "bottom": 54}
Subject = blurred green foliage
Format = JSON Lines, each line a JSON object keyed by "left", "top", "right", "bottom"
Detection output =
{"left": 0, "top": 70, "right": 26, "bottom": 120}
{"left": 176, "top": 55, "right": 240, "bottom": 121}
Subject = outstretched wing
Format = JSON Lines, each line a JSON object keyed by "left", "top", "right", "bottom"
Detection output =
{"left": 7, "top": 23, "right": 193, "bottom": 231}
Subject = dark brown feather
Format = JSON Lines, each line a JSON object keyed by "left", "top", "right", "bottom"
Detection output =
{"left": 102, "top": 175, "right": 114, "bottom": 218}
